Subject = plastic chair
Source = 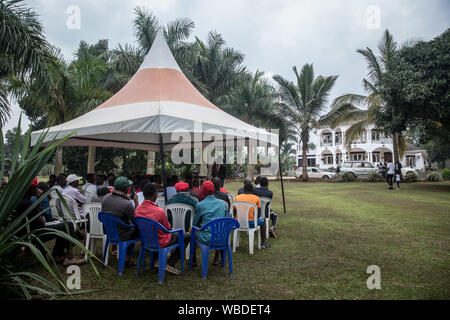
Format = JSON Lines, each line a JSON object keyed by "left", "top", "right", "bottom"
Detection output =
{"left": 232, "top": 201, "right": 261, "bottom": 254}
{"left": 260, "top": 197, "right": 272, "bottom": 239}
{"left": 227, "top": 192, "right": 235, "bottom": 214}
{"left": 58, "top": 195, "right": 87, "bottom": 226}
{"left": 155, "top": 195, "right": 166, "bottom": 211}
{"left": 189, "top": 218, "right": 240, "bottom": 279}
{"left": 98, "top": 212, "right": 140, "bottom": 275}
{"left": 166, "top": 203, "right": 194, "bottom": 260}
{"left": 49, "top": 198, "right": 60, "bottom": 221}
{"left": 134, "top": 217, "right": 184, "bottom": 283}
{"left": 82, "top": 202, "right": 105, "bottom": 261}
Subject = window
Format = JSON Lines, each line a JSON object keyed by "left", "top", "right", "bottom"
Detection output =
{"left": 364, "top": 162, "right": 373, "bottom": 168}
{"left": 344, "top": 162, "right": 352, "bottom": 168}
{"left": 351, "top": 153, "right": 365, "bottom": 161}
{"left": 371, "top": 130, "right": 381, "bottom": 141}
{"left": 335, "top": 132, "right": 342, "bottom": 145}
{"left": 322, "top": 133, "right": 332, "bottom": 145}
{"left": 406, "top": 156, "right": 416, "bottom": 167}
{"left": 323, "top": 155, "right": 333, "bottom": 164}
{"left": 312, "top": 168, "right": 318, "bottom": 173}
{"left": 372, "top": 152, "right": 380, "bottom": 163}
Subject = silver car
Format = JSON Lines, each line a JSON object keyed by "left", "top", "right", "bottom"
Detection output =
{"left": 338, "top": 161, "right": 379, "bottom": 178}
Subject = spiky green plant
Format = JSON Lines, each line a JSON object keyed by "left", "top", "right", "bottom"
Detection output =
{"left": 0, "top": 117, "right": 100, "bottom": 299}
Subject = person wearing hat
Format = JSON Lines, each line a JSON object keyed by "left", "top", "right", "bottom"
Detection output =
{"left": 166, "top": 181, "right": 198, "bottom": 232}
{"left": 62, "top": 174, "right": 86, "bottom": 219}
{"left": 190, "top": 180, "right": 230, "bottom": 266}
{"left": 101, "top": 176, "right": 139, "bottom": 268}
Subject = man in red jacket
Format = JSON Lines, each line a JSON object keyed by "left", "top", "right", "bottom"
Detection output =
{"left": 135, "top": 183, "right": 190, "bottom": 275}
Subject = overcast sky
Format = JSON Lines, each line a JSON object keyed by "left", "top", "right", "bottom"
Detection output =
{"left": 4, "top": 0, "right": 449, "bottom": 133}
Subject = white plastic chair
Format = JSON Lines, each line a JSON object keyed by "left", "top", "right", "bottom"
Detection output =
{"left": 58, "top": 195, "right": 87, "bottom": 226}
{"left": 165, "top": 203, "right": 194, "bottom": 260}
{"left": 260, "top": 197, "right": 272, "bottom": 239}
{"left": 232, "top": 201, "right": 261, "bottom": 254}
{"left": 155, "top": 195, "right": 166, "bottom": 211}
{"left": 82, "top": 202, "right": 106, "bottom": 261}
{"left": 227, "top": 192, "right": 235, "bottom": 214}
{"left": 49, "top": 197, "right": 60, "bottom": 221}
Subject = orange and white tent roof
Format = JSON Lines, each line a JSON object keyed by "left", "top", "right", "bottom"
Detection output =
{"left": 31, "top": 30, "right": 278, "bottom": 151}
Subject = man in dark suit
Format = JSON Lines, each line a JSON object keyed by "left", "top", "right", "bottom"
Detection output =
{"left": 211, "top": 156, "right": 226, "bottom": 186}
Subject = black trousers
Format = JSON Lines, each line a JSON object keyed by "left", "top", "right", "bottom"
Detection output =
{"left": 387, "top": 174, "right": 394, "bottom": 188}
{"left": 35, "top": 222, "right": 76, "bottom": 257}
{"left": 152, "top": 233, "right": 190, "bottom": 266}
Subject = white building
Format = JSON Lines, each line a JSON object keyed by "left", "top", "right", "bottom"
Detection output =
{"left": 295, "top": 122, "right": 428, "bottom": 171}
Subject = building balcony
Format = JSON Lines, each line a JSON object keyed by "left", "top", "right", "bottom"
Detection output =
{"left": 371, "top": 139, "right": 391, "bottom": 145}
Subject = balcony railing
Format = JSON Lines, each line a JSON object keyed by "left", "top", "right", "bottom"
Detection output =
{"left": 371, "top": 139, "right": 391, "bottom": 144}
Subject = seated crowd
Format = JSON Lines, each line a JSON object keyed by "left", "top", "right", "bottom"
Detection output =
{"left": 12, "top": 170, "right": 278, "bottom": 275}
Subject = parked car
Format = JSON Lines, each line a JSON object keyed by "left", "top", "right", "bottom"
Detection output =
{"left": 401, "top": 167, "right": 418, "bottom": 175}
{"left": 295, "top": 167, "right": 337, "bottom": 180}
{"left": 337, "top": 161, "right": 379, "bottom": 178}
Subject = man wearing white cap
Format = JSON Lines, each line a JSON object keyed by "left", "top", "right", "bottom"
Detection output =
{"left": 62, "top": 174, "right": 87, "bottom": 218}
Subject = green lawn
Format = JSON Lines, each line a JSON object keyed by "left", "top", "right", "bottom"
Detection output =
{"left": 37, "top": 181, "right": 450, "bottom": 300}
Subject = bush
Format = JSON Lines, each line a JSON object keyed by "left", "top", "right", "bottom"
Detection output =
{"left": 368, "top": 172, "right": 384, "bottom": 182}
{"left": 341, "top": 172, "right": 355, "bottom": 182}
{"left": 404, "top": 171, "right": 418, "bottom": 183}
{"left": 427, "top": 171, "right": 441, "bottom": 182}
{"left": 442, "top": 168, "right": 450, "bottom": 180}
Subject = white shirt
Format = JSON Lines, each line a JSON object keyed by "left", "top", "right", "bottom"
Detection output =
{"left": 50, "top": 185, "right": 64, "bottom": 199}
{"left": 387, "top": 162, "right": 395, "bottom": 175}
{"left": 82, "top": 183, "right": 98, "bottom": 203}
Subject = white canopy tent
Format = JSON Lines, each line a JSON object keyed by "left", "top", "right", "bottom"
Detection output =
{"left": 31, "top": 30, "right": 286, "bottom": 211}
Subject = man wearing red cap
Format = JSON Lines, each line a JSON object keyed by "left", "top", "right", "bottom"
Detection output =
{"left": 166, "top": 181, "right": 198, "bottom": 233}
{"left": 191, "top": 180, "right": 230, "bottom": 266}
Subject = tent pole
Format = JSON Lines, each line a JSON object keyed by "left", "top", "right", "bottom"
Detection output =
{"left": 159, "top": 133, "right": 168, "bottom": 203}
{"left": 278, "top": 142, "right": 286, "bottom": 213}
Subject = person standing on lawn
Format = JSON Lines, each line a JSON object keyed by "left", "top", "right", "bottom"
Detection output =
{"left": 386, "top": 159, "right": 395, "bottom": 190}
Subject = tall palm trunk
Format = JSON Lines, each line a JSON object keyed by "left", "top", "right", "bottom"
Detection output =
{"left": 301, "top": 129, "right": 309, "bottom": 182}
{"left": 54, "top": 145, "right": 63, "bottom": 175}
{"left": 392, "top": 132, "right": 399, "bottom": 163}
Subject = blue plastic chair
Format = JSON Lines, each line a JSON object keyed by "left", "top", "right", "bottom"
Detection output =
{"left": 98, "top": 212, "right": 140, "bottom": 275}
{"left": 189, "top": 217, "right": 240, "bottom": 279}
{"left": 134, "top": 217, "right": 185, "bottom": 284}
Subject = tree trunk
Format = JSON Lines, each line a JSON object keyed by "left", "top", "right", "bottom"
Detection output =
{"left": 87, "top": 146, "right": 96, "bottom": 174}
{"left": 54, "top": 146, "right": 63, "bottom": 175}
{"left": 392, "top": 132, "right": 399, "bottom": 163}
{"left": 146, "top": 151, "right": 156, "bottom": 174}
{"left": 302, "top": 130, "right": 309, "bottom": 182}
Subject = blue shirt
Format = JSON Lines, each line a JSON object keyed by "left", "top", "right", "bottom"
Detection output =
{"left": 193, "top": 195, "right": 229, "bottom": 245}
{"left": 31, "top": 196, "right": 52, "bottom": 221}
{"left": 165, "top": 186, "right": 177, "bottom": 199}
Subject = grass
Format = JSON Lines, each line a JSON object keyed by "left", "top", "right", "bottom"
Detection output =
{"left": 33, "top": 181, "right": 450, "bottom": 300}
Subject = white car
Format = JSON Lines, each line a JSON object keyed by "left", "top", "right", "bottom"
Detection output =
{"left": 295, "top": 167, "right": 337, "bottom": 180}
{"left": 401, "top": 167, "right": 418, "bottom": 175}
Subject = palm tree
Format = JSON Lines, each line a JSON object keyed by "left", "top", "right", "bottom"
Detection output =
{"left": 222, "top": 70, "right": 274, "bottom": 125}
{"left": 190, "top": 31, "right": 246, "bottom": 105}
{"left": 273, "top": 64, "right": 338, "bottom": 181}
{"left": 319, "top": 30, "right": 406, "bottom": 162}
{"left": 0, "top": 0, "right": 55, "bottom": 126}
{"left": 12, "top": 46, "right": 111, "bottom": 173}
